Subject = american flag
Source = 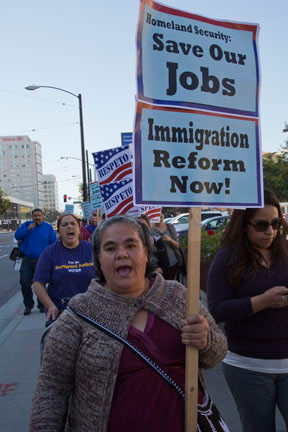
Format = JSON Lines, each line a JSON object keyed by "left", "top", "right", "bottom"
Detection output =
{"left": 92, "top": 146, "right": 132, "bottom": 186}
{"left": 100, "top": 179, "right": 138, "bottom": 219}
{"left": 140, "top": 206, "right": 162, "bottom": 223}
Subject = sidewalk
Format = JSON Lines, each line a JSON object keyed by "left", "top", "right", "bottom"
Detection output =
{"left": 0, "top": 292, "right": 45, "bottom": 432}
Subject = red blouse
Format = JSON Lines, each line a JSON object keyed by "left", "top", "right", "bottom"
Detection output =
{"left": 108, "top": 312, "right": 200, "bottom": 432}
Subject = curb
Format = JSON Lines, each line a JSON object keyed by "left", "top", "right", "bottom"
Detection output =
{"left": 0, "top": 310, "right": 24, "bottom": 346}
{"left": 0, "top": 292, "right": 24, "bottom": 346}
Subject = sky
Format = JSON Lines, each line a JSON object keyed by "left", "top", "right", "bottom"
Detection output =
{"left": 1, "top": 0, "right": 287, "bottom": 211}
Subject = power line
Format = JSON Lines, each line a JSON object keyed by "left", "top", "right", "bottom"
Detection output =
{"left": 7, "top": 121, "right": 79, "bottom": 135}
{"left": 10, "top": 177, "right": 81, "bottom": 189}
{"left": 0, "top": 88, "right": 77, "bottom": 108}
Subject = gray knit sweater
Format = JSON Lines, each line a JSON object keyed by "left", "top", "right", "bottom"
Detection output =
{"left": 30, "top": 273, "right": 227, "bottom": 432}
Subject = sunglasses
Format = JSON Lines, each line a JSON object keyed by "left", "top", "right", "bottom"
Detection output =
{"left": 248, "top": 218, "right": 282, "bottom": 232}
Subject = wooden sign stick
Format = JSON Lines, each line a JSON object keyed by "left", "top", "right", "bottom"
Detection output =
{"left": 185, "top": 207, "right": 201, "bottom": 432}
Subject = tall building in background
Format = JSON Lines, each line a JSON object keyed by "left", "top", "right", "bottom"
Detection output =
{"left": 0, "top": 135, "right": 44, "bottom": 208}
{"left": 43, "top": 174, "right": 59, "bottom": 211}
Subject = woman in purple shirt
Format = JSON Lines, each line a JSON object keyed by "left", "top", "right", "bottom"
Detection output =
{"left": 33, "top": 214, "right": 95, "bottom": 322}
{"left": 208, "top": 189, "right": 288, "bottom": 432}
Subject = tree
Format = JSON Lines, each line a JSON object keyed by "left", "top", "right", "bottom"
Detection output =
{"left": 24, "top": 211, "right": 31, "bottom": 220}
{"left": 263, "top": 142, "right": 288, "bottom": 201}
{"left": 43, "top": 208, "right": 61, "bottom": 224}
{"left": 0, "top": 187, "right": 10, "bottom": 215}
{"left": 78, "top": 183, "right": 84, "bottom": 201}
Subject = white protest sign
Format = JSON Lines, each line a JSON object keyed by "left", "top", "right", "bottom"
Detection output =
{"left": 100, "top": 179, "right": 139, "bottom": 219}
{"left": 89, "top": 182, "right": 103, "bottom": 211}
{"left": 133, "top": 101, "right": 262, "bottom": 207}
{"left": 64, "top": 204, "right": 74, "bottom": 214}
{"left": 92, "top": 145, "right": 132, "bottom": 186}
{"left": 137, "top": 0, "right": 259, "bottom": 116}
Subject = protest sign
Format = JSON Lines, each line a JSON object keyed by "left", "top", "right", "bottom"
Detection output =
{"left": 137, "top": 0, "right": 259, "bottom": 117}
{"left": 92, "top": 145, "right": 132, "bottom": 185}
{"left": 89, "top": 182, "right": 103, "bottom": 211}
{"left": 121, "top": 132, "right": 133, "bottom": 146}
{"left": 138, "top": 205, "right": 161, "bottom": 222}
{"left": 100, "top": 179, "right": 139, "bottom": 219}
{"left": 64, "top": 204, "right": 74, "bottom": 215}
{"left": 134, "top": 101, "right": 262, "bottom": 208}
{"left": 135, "top": 2, "right": 261, "bottom": 429}
{"left": 81, "top": 201, "right": 92, "bottom": 219}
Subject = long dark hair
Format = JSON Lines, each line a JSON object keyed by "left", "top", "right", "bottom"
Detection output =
{"left": 221, "top": 189, "right": 288, "bottom": 286}
{"left": 92, "top": 215, "right": 157, "bottom": 284}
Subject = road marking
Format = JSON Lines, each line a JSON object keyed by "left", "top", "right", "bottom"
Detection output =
{"left": 0, "top": 254, "right": 8, "bottom": 259}
{"left": 0, "top": 383, "right": 18, "bottom": 396}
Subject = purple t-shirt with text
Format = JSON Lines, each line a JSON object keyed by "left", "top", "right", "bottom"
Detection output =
{"left": 33, "top": 240, "right": 95, "bottom": 311}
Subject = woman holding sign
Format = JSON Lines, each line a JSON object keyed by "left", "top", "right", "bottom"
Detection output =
{"left": 208, "top": 189, "right": 288, "bottom": 432}
{"left": 30, "top": 215, "right": 228, "bottom": 431}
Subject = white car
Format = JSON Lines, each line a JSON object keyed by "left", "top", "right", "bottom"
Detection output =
{"left": 163, "top": 217, "right": 174, "bottom": 223}
{"left": 168, "top": 211, "right": 227, "bottom": 226}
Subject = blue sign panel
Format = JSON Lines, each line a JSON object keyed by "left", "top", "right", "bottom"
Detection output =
{"left": 121, "top": 132, "right": 133, "bottom": 147}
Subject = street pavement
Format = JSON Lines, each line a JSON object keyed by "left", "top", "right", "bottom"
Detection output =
{"left": 0, "top": 291, "right": 44, "bottom": 432}
{"left": 0, "top": 232, "right": 19, "bottom": 307}
{"left": 0, "top": 288, "right": 286, "bottom": 431}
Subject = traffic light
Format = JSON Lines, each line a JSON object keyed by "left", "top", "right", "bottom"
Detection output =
{"left": 63, "top": 194, "right": 67, "bottom": 203}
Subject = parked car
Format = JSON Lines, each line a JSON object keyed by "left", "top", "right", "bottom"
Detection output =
{"left": 168, "top": 210, "right": 227, "bottom": 227}
{"left": 201, "top": 215, "right": 231, "bottom": 232}
{"left": 175, "top": 215, "right": 231, "bottom": 239}
{"left": 168, "top": 213, "right": 190, "bottom": 225}
{"left": 163, "top": 217, "right": 174, "bottom": 223}
{"left": 201, "top": 211, "right": 228, "bottom": 221}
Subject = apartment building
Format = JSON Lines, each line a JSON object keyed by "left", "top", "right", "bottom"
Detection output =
{"left": 43, "top": 174, "right": 59, "bottom": 211}
{"left": 0, "top": 135, "right": 44, "bottom": 208}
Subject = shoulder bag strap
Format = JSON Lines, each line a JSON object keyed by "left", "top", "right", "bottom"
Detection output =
{"left": 67, "top": 305, "right": 185, "bottom": 399}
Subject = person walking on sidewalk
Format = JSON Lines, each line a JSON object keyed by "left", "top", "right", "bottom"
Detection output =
{"left": 151, "top": 211, "right": 181, "bottom": 280}
{"left": 15, "top": 208, "right": 57, "bottom": 316}
{"left": 30, "top": 215, "right": 227, "bottom": 432}
{"left": 86, "top": 214, "right": 98, "bottom": 236}
{"left": 208, "top": 189, "right": 288, "bottom": 432}
{"left": 33, "top": 214, "right": 95, "bottom": 322}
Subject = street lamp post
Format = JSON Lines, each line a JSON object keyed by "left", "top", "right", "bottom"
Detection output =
{"left": 25, "top": 85, "right": 88, "bottom": 201}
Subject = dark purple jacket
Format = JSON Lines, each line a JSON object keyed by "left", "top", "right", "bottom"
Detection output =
{"left": 86, "top": 224, "right": 97, "bottom": 235}
{"left": 207, "top": 247, "right": 288, "bottom": 359}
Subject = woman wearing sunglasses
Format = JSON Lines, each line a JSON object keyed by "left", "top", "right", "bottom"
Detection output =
{"left": 207, "top": 189, "right": 288, "bottom": 432}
